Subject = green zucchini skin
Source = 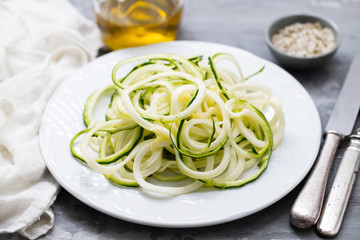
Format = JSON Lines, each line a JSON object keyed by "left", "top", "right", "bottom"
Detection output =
{"left": 69, "top": 53, "right": 285, "bottom": 194}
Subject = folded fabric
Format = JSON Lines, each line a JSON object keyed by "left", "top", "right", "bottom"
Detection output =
{"left": 0, "top": 0, "right": 102, "bottom": 239}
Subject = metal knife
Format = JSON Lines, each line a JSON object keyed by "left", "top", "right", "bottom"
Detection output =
{"left": 290, "top": 53, "right": 360, "bottom": 229}
{"left": 317, "top": 128, "right": 360, "bottom": 237}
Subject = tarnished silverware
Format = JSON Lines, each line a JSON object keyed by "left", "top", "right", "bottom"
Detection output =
{"left": 317, "top": 128, "right": 360, "bottom": 237}
{"left": 290, "top": 53, "right": 360, "bottom": 228}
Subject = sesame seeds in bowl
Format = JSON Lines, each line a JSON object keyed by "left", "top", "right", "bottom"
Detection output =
{"left": 272, "top": 22, "right": 336, "bottom": 58}
{"left": 265, "top": 14, "right": 341, "bottom": 69}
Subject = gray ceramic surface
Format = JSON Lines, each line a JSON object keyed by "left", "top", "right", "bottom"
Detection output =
{"left": 265, "top": 14, "right": 341, "bottom": 69}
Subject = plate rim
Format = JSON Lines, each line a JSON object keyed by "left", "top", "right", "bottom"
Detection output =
{"left": 39, "top": 40, "right": 322, "bottom": 227}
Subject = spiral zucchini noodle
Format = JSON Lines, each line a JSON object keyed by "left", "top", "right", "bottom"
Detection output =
{"left": 70, "top": 53, "right": 286, "bottom": 194}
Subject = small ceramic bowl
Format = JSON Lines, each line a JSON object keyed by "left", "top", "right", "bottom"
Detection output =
{"left": 265, "top": 14, "right": 341, "bottom": 69}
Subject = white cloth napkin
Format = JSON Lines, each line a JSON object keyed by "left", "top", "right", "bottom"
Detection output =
{"left": 0, "top": 0, "right": 102, "bottom": 239}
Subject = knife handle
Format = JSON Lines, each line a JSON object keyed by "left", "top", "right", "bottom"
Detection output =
{"left": 317, "top": 129, "right": 360, "bottom": 237}
{"left": 290, "top": 131, "right": 343, "bottom": 229}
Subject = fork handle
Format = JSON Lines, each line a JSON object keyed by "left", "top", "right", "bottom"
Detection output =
{"left": 317, "top": 129, "right": 360, "bottom": 237}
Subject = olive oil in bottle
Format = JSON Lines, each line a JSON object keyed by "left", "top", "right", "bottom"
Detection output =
{"left": 94, "top": 0, "right": 184, "bottom": 50}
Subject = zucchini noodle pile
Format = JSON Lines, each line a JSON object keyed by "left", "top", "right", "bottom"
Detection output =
{"left": 70, "top": 53, "right": 286, "bottom": 195}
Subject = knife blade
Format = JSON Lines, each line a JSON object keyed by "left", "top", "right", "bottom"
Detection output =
{"left": 317, "top": 128, "right": 360, "bottom": 237}
{"left": 290, "top": 53, "right": 360, "bottom": 229}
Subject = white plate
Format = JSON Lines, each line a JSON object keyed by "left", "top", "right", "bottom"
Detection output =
{"left": 39, "top": 41, "right": 321, "bottom": 227}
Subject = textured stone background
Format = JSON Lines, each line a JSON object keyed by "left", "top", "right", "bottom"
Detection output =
{"left": 2, "top": 0, "right": 360, "bottom": 239}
